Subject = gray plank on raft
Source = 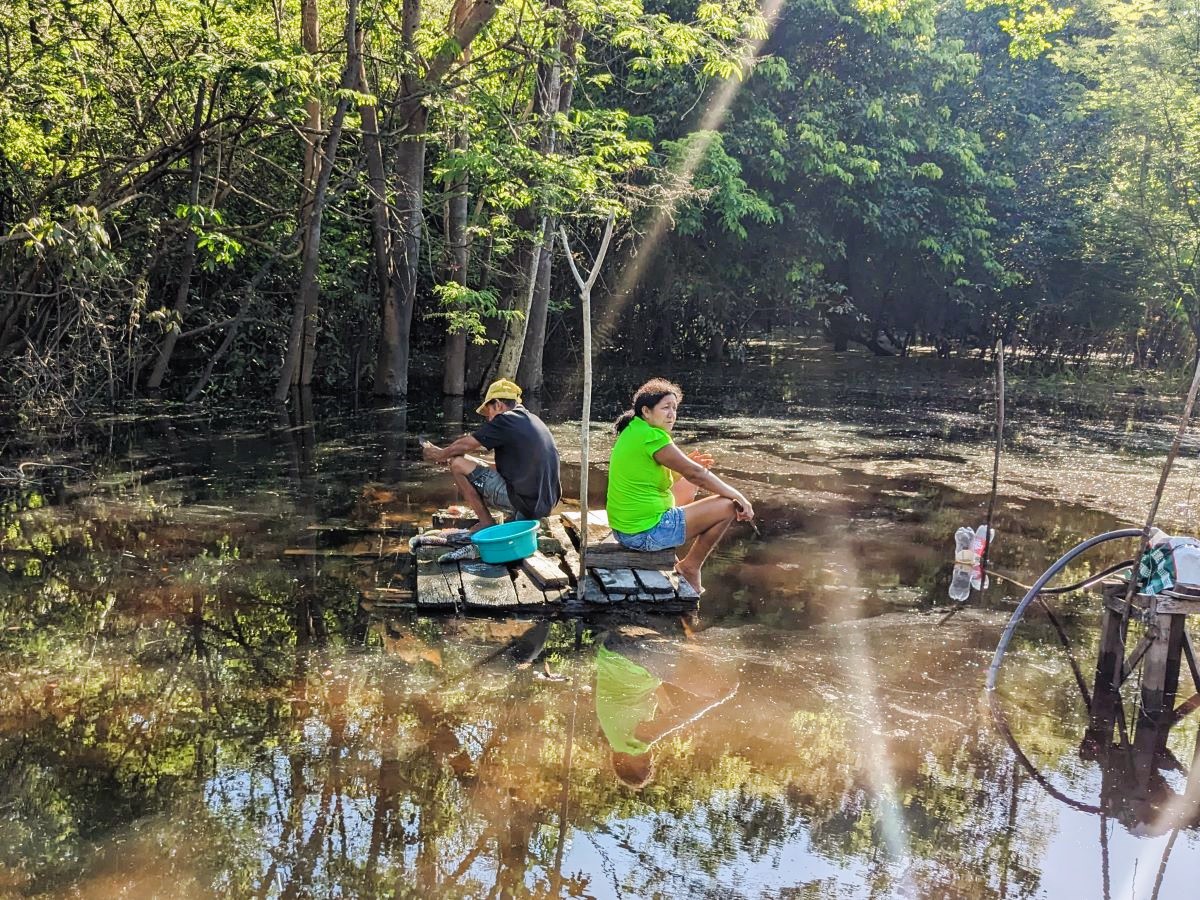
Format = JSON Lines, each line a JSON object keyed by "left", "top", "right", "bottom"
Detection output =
{"left": 635, "top": 569, "right": 675, "bottom": 595}
{"left": 522, "top": 552, "right": 569, "bottom": 589}
{"left": 460, "top": 562, "right": 520, "bottom": 608}
{"left": 592, "top": 567, "right": 640, "bottom": 595}
{"left": 511, "top": 569, "right": 548, "bottom": 607}
{"left": 416, "top": 560, "right": 462, "bottom": 610}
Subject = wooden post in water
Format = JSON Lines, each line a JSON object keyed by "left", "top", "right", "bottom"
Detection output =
{"left": 560, "top": 213, "right": 615, "bottom": 583}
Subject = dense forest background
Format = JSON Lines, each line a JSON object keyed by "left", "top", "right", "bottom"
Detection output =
{"left": 1, "top": 0, "right": 1197, "bottom": 415}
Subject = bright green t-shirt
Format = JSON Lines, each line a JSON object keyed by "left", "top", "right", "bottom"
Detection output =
{"left": 606, "top": 415, "right": 674, "bottom": 534}
{"left": 595, "top": 646, "right": 662, "bottom": 755}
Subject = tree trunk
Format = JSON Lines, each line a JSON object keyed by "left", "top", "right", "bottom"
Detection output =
{"left": 374, "top": 101, "right": 427, "bottom": 398}
{"left": 295, "top": 0, "right": 321, "bottom": 387}
{"left": 357, "top": 30, "right": 392, "bottom": 392}
{"left": 146, "top": 83, "right": 206, "bottom": 390}
{"left": 517, "top": 13, "right": 582, "bottom": 392}
{"left": 486, "top": 2, "right": 575, "bottom": 388}
{"left": 373, "top": 0, "right": 499, "bottom": 397}
{"left": 516, "top": 236, "right": 554, "bottom": 390}
{"left": 275, "top": 0, "right": 360, "bottom": 402}
{"left": 442, "top": 132, "right": 469, "bottom": 396}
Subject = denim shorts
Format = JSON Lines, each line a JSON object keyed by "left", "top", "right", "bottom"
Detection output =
{"left": 613, "top": 506, "right": 687, "bottom": 552}
{"left": 467, "top": 465, "right": 515, "bottom": 513}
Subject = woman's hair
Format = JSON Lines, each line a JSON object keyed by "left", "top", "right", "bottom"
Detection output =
{"left": 614, "top": 378, "right": 683, "bottom": 434}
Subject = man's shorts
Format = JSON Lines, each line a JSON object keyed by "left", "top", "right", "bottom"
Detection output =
{"left": 467, "top": 465, "right": 516, "bottom": 514}
{"left": 612, "top": 506, "right": 687, "bottom": 552}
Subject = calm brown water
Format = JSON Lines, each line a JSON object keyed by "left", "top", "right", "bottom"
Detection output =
{"left": 2, "top": 345, "right": 1199, "bottom": 898}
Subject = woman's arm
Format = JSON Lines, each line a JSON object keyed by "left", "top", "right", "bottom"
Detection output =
{"left": 653, "top": 443, "right": 754, "bottom": 520}
{"left": 669, "top": 450, "right": 714, "bottom": 506}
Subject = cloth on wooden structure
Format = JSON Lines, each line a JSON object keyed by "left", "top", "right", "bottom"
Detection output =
{"left": 437, "top": 544, "right": 480, "bottom": 564}
{"left": 409, "top": 528, "right": 471, "bottom": 550}
{"left": 1138, "top": 528, "right": 1200, "bottom": 595}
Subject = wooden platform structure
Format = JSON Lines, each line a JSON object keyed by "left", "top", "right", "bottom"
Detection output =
{"left": 352, "top": 509, "right": 700, "bottom": 614}
{"left": 1089, "top": 582, "right": 1200, "bottom": 753}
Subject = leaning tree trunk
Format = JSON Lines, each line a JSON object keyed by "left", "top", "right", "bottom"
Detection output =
{"left": 146, "top": 83, "right": 206, "bottom": 390}
{"left": 275, "top": 0, "right": 360, "bottom": 401}
{"left": 516, "top": 12, "right": 582, "bottom": 392}
{"left": 487, "top": 5, "right": 575, "bottom": 386}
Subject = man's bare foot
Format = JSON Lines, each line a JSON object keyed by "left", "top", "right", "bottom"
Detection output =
{"left": 674, "top": 561, "right": 702, "bottom": 594}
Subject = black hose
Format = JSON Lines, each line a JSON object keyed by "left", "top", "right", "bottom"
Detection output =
{"left": 1038, "top": 558, "right": 1136, "bottom": 595}
{"left": 986, "top": 529, "right": 1143, "bottom": 693}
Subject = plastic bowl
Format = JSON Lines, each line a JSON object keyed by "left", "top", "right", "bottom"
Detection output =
{"left": 470, "top": 519, "right": 539, "bottom": 564}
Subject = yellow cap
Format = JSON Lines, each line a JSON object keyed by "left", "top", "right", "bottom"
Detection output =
{"left": 476, "top": 378, "right": 522, "bottom": 415}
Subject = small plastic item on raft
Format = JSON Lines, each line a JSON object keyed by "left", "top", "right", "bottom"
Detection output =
{"left": 470, "top": 520, "right": 539, "bottom": 564}
{"left": 949, "top": 524, "right": 995, "bottom": 600}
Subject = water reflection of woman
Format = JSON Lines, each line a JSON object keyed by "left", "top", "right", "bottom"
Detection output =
{"left": 596, "top": 641, "right": 736, "bottom": 789}
{"left": 607, "top": 378, "right": 755, "bottom": 594}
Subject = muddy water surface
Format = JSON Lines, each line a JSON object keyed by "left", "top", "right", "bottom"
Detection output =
{"left": 2, "top": 347, "right": 1199, "bottom": 898}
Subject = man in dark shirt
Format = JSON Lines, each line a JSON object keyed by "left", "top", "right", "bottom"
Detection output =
{"left": 422, "top": 378, "right": 562, "bottom": 531}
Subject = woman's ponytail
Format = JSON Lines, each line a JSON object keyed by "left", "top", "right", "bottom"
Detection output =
{"left": 614, "top": 409, "right": 636, "bottom": 434}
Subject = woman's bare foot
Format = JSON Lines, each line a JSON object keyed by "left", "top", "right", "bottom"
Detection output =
{"left": 674, "top": 561, "right": 702, "bottom": 594}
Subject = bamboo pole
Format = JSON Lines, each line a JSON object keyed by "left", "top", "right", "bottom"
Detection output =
{"left": 979, "top": 339, "right": 1005, "bottom": 593}
{"left": 559, "top": 213, "right": 615, "bottom": 583}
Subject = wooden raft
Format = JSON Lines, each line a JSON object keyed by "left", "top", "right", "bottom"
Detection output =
{"left": 350, "top": 509, "right": 700, "bottom": 614}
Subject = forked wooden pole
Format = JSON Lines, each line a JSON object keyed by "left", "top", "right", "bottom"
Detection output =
{"left": 560, "top": 213, "right": 615, "bottom": 583}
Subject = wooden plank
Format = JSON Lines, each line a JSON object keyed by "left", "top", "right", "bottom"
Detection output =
{"left": 593, "top": 567, "right": 640, "bottom": 595}
{"left": 417, "top": 560, "right": 462, "bottom": 610}
{"left": 562, "top": 509, "right": 612, "bottom": 546}
{"left": 511, "top": 569, "right": 548, "bottom": 607}
{"left": 1154, "top": 597, "right": 1200, "bottom": 615}
{"left": 1140, "top": 613, "right": 1185, "bottom": 725}
{"left": 307, "top": 521, "right": 418, "bottom": 536}
{"left": 522, "top": 552, "right": 569, "bottom": 589}
{"left": 586, "top": 543, "right": 677, "bottom": 570}
{"left": 634, "top": 569, "right": 675, "bottom": 595}
{"left": 284, "top": 539, "right": 410, "bottom": 558}
{"left": 672, "top": 571, "right": 701, "bottom": 602}
{"left": 361, "top": 587, "right": 415, "bottom": 603}
{"left": 460, "top": 562, "right": 520, "bottom": 609}
{"left": 546, "top": 516, "right": 580, "bottom": 577}
{"left": 578, "top": 575, "right": 610, "bottom": 605}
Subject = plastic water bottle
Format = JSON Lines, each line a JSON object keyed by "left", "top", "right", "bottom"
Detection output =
{"left": 949, "top": 565, "right": 972, "bottom": 601}
{"left": 971, "top": 524, "right": 993, "bottom": 560}
{"left": 954, "top": 527, "right": 976, "bottom": 565}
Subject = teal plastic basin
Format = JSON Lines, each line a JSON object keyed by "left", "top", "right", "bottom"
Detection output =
{"left": 470, "top": 519, "right": 538, "bottom": 564}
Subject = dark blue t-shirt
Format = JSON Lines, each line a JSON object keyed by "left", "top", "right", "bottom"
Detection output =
{"left": 472, "top": 406, "right": 561, "bottom": 519}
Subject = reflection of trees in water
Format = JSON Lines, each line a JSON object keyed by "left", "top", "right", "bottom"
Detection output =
{"left": 1, "top": 479, "right": 1189, "bottom": 899}
{"left": 0, "top": 578, "right": 1069, "bottom": 899}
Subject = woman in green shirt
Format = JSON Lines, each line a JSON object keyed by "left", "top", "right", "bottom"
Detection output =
{"left": 606, "top": 378, "right": 755, "bottom": 594}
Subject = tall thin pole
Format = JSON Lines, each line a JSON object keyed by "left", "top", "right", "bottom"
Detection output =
{"left": 560, "top": 214, "right": 615, "bottom": 584}
{"left": 979, "top": 339, "right": 1005, "bottom": 592}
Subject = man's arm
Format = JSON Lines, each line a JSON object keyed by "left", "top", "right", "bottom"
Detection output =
{"left": 422, "top": 434, "right": 484, "bottom": 464}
